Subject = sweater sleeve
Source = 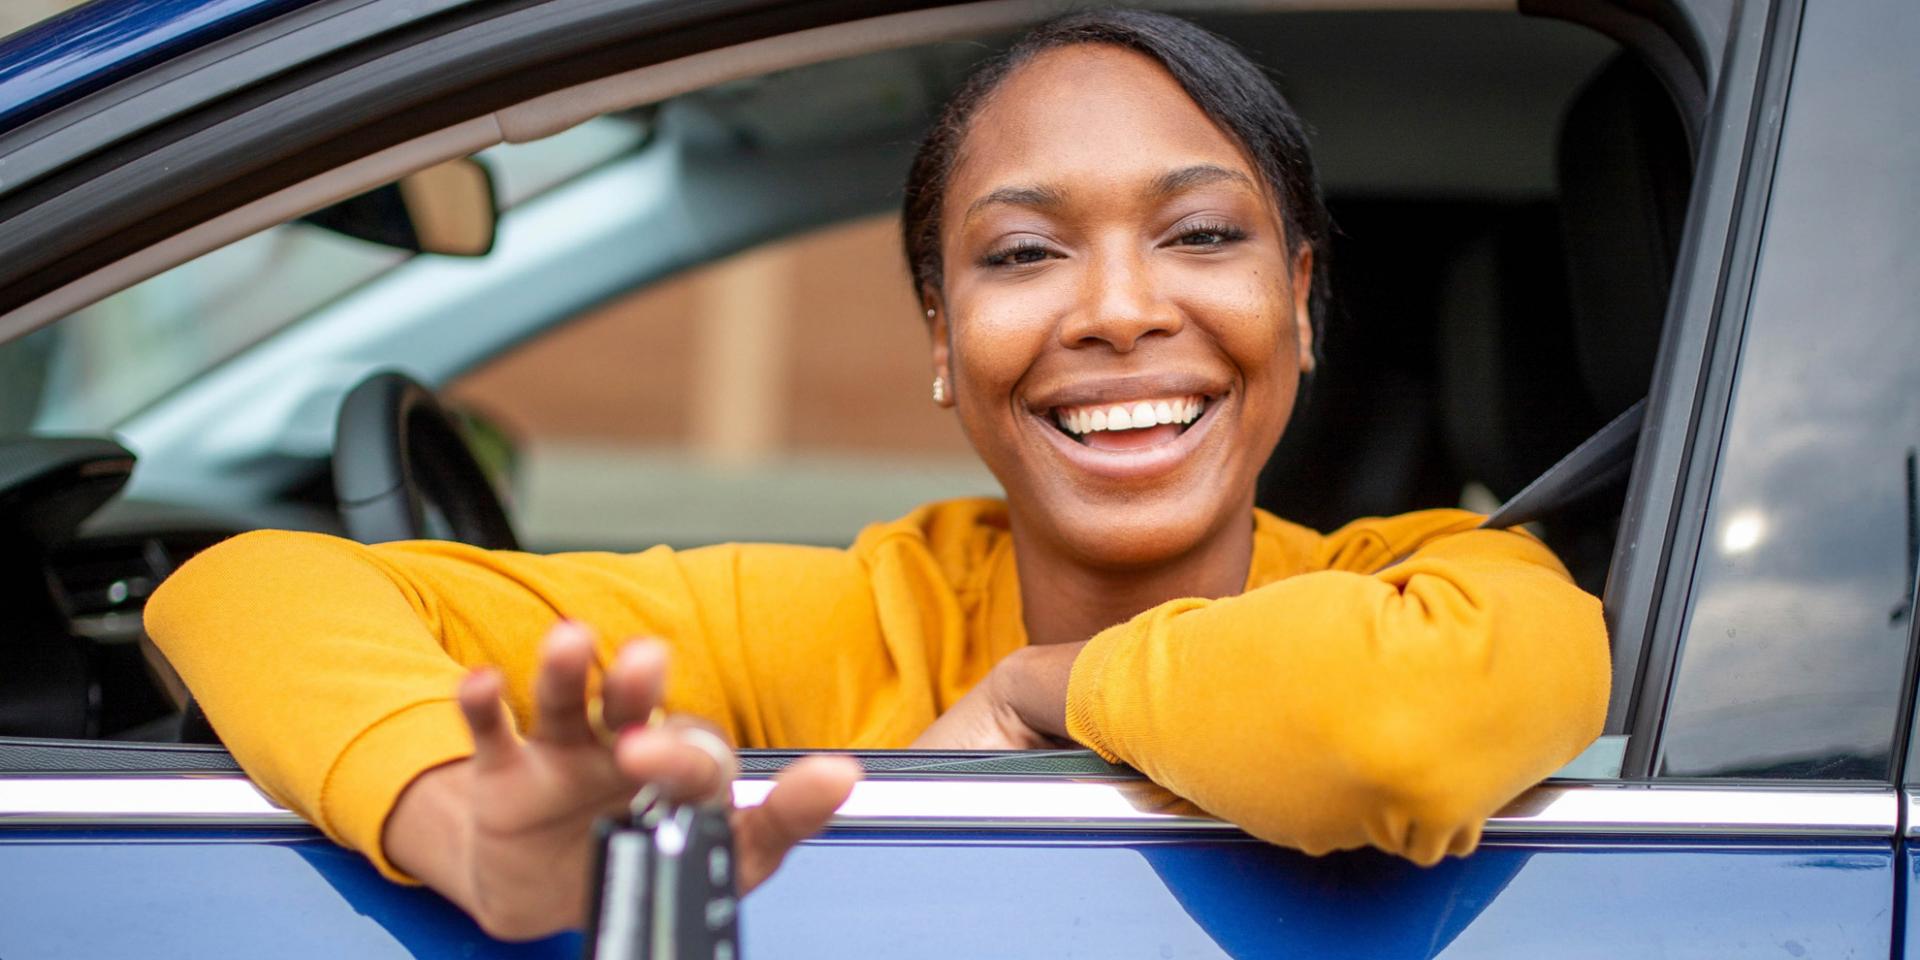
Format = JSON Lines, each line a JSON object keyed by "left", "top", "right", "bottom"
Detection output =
{"left": 143, "top": 529, "right": 884, "bottom": 882}
{"left": 1062, "top": 522, "right": 1610, "bottom": 866}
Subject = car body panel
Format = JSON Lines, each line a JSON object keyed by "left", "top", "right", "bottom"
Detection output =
{"left": 0, "top": 825, "right": 1894, "bottom": 959}
{"left": 0, "top": 0, "right": 323, "bottom": 135}
{"left": 1903, "top": 842, "right": 1920, "bottom": 960}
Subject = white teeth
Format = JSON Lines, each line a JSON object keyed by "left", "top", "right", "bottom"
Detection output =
{"left": 1052, "top": 395, "right": 1208, "bottom": 437}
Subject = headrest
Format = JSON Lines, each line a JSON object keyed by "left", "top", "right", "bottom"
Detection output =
{"left": 1556, "top": 54, "right": 1693, "bottom": 415}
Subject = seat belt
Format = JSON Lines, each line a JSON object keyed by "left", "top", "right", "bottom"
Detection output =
{"left": 1481, "top": 397, "right": 1647, "bottom": 531}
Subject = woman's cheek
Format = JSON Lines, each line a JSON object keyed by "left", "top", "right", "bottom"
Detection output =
{"left": 952, "top": 290, "right": 1064, "bottom": 386}
{"left": 1172, "top": 278, "right": 1290, "bottom": 369}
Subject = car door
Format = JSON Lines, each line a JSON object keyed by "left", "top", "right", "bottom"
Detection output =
{"left": 740, "top": 6, "right": 1920, "bottom": 953}
{"left": 6, "top": 0, "right": 1908, "bottom": 957}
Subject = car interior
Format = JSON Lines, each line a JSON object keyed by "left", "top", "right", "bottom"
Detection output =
{"left": 0, "top": 9, "right": 1692, "bottom": 762}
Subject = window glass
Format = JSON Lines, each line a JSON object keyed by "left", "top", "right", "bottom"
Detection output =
{"left": 0, "top": 117, "right": 645, "bottom": 434}
{"left": 447, "top": 214, "right": 1001, "bottom": 550}
{"left": 1656, "top": 0, "right": 1920, "bottom": 779}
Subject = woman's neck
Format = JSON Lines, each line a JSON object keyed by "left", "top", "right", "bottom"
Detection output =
{"left": 1010, "top": 511, "right": 1255, "bottom": 648}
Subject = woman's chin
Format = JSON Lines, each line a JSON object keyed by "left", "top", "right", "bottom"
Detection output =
{"left": 1047, "top": 493, "right": 1240, "bottom": 572}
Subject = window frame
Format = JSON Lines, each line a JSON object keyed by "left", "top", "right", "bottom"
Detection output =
{"left": 1612, "top": 0, "right": 1804, "bottom": 772}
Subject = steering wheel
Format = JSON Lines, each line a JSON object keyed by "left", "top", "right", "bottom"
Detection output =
{"left": 332, "top": 370, "right": 519, "bottom": 550}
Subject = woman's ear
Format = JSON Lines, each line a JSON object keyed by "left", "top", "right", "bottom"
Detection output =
{"left": 1290, "top": 248, "right": 1315, "bottom": 374}
{"left": 923, "top": 291, "right": 956, "bottom": 408}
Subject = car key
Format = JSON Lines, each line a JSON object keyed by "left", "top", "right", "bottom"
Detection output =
{"left": 584, "top": 784, "right": 741, "bottom": 960}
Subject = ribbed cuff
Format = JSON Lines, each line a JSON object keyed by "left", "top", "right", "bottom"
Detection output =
{"left": 319, "top": 698, "right": 474, "bottom": 884}
{"left": 1064, "top": 629, "right": 1125, "bottom": 764}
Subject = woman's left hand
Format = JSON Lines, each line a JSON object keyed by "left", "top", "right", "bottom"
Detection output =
{"left": 911, "top": 642, "right": 1085, "bottom": 749}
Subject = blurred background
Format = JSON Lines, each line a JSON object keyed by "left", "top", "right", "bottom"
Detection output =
{"left": 2, "top": 1, "right": 84, "bottom": 38}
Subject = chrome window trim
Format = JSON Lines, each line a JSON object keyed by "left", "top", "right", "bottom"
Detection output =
{"left": 0, "top": 776, "right": 1896, "bottom": 838}
{"left": 1904, "top": 787, "right": 1920, "bottom": 839}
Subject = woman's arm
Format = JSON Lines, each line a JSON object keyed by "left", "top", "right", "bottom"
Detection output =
{"left": 144, "top": 528, "right": 874, "bottom": 934}
{"left": 1071, "top": 527, "right": 1607, "bottom": 864}
{"left": 930, "top": 526, "right": 1608, "bottom": 866}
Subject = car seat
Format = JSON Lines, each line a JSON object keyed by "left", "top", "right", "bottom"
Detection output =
{"left": 1433, "top": 52, "right": 1691, "bottom": 594}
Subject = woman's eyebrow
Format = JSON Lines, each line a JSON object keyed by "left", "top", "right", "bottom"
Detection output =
{"left": 964, "top": 184, "right": 1067, "bottom": 223}
{"left": 1149, "top": 163, "right": 1256, "bottom": 199}
{"left": 962, "top": 165, "right": 1251, "bottom": 224}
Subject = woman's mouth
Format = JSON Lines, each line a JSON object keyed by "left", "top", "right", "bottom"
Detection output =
{"left": 1049, "top": 394, "right": 1210, "bottom": 451}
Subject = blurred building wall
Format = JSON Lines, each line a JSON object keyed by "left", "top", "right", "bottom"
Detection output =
{"left": 2, "top": 0, "right": 88, "bottom": 38}
{"left": 450, "top": 214, "right": 975, "bottom": 461}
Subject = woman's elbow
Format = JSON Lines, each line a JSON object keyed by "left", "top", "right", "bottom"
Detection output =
{"left": 145, "top": 529, "right": 354, "bottom": 662}
{"left": 1328, "top": 698, "right": 1587, "bottom": 866}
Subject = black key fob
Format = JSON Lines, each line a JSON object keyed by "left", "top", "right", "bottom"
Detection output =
{"left": 584, "top": 786, "right": 740, "bottom": 960}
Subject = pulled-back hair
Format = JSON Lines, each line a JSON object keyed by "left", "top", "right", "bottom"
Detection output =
{"left": 900, "top": 8, "right": 1331, "bottom": 349}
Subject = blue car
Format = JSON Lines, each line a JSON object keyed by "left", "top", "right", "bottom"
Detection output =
{"left": 0, "top": 0, "right": 1916, "bottom": 955}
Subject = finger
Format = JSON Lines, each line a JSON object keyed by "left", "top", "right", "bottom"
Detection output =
{"left": 612, "top": 723, "right": 733, "bottom": 805}
{"left": 732, "top": 755, "right": 861, "bottom": 894}
{"left": 531, "top": 621, "right": 597, "bottom": 745}
{"left": 600, "top": 638, "right": 668, "bottom": 731}
{"left": 457, "top": 668, "right": 518, "bottom": 773}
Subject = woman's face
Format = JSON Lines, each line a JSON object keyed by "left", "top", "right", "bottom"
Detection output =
{"left": 931, "top": 45, "right": 1313, "bottom": 570}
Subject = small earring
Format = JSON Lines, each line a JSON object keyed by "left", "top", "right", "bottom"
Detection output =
{"left": 932, "top": 376, "right": 947, "bottom": 404}
{"left": 925, "top": 308, "right": 936, "bottom": 320}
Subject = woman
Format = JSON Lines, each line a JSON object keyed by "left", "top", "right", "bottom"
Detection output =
{"left": 146, "top": 9, "right": 1608, "bottom": 941}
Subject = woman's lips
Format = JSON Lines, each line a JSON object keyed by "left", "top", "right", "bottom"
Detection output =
{"left": 1029, "top": 391, "right": 1225, "bottom": 481}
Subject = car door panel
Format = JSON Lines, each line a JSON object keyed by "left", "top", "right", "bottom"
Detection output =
{"left": 752, "top": 835, "right": 1892, "bottom": 959}
{"left": 0, "top": 774, "right": 1901, "bottom": 959}
{"left": 0, "top": 829, "right": 572, "bottom": 959}
{"left": 0, "top": 824, "right": 1894, "bottom": 959}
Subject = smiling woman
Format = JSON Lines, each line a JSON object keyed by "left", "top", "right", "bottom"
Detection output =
{"left": 141, "top": 8, "right": 1610, "bottom": 942}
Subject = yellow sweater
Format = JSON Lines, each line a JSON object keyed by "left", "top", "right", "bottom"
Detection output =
{"left": 144, "top": 498, "right": 1607, "bottom": 879}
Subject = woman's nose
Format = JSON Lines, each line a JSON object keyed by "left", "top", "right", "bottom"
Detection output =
{"left": 1057, "top": 250, "right": 1183, "bottom": 352}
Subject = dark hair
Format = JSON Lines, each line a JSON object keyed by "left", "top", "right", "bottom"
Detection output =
{"left": 900, "top": 8, "right": 1331, "bottom": 349}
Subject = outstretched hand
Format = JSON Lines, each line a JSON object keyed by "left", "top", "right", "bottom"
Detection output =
{"left": 383, "top": 621, "right": 861, "bottom": 941}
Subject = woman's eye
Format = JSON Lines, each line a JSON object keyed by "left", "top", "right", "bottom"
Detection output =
{"left": 981, "top": 242, "right": 1054, "bottom": 268}
{"left": 1174, "top": 223, "right": 1247, "bottom": 248}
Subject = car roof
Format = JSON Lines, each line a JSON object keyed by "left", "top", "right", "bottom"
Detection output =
{"left": 0, "top": 0, "right": 324, "bottom": 135}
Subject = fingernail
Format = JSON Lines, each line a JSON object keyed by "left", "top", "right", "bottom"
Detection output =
{"left": 617, "top": 640, "right": 666, "bottom": 671}
{"left": 547, "top": 621, "right": 591, "bottom": 649}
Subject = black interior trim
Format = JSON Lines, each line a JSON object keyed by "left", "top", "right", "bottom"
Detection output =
{"left": 0, "top": 738, "right": 1132, "bottom": 779}
{"left": 0, "top": 736, "right": 242, "bottom": 774}
{"left": 740, "top": 750, "right": 1137, "bottom": 779}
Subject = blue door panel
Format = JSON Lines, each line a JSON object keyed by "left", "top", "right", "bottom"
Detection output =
{"left": 0, "top": 829, "right": 1894, "bottom": 959}
{"left": 754, "top": 835, "right": 1894, "bottom": 958}
{"left": 1900, "top": 844, "right": 1920, "bottom": 960}
{"left": 0, "top": 829, "right": 578, "bottom": 959}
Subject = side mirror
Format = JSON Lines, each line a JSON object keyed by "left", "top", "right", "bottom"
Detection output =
{"left": 302, "top": 156, "right": 498, "bottom": 257}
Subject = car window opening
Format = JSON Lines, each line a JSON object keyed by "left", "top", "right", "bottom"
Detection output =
{"left": 0, "top": 11, "right": 1692, "bottom": 777}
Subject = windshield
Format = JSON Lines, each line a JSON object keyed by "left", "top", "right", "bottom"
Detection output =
{"left": 0, "top": 116, "right": 647, "bottom": 435}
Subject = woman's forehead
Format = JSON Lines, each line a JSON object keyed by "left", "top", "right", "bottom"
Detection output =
{"left": 945, "top": 45, "right": 1261, "bottom": 210}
